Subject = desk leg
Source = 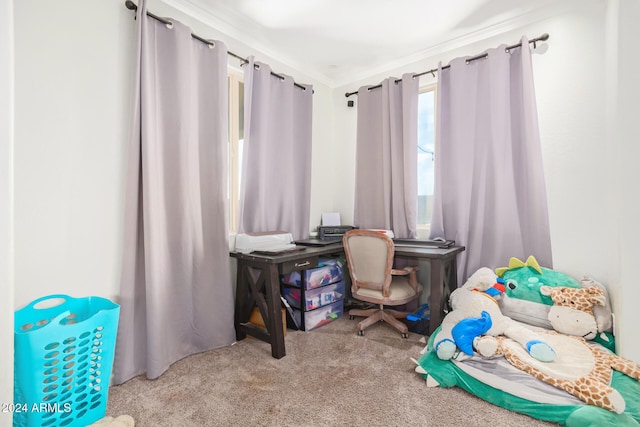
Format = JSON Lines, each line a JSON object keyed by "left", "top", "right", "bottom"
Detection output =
{"left": 233, "top": 261, "right": 286, "bottom": 359}
{"left": 234, "top": 260, "right": 249, "bottom": 341}
{"left": 429, "top": 259, "right": 445, "bottom": 335}
{"left": 428, "top": 257, "right": 459, "bottom": 335}
{"left": 448, "top": 257, "right": 459, "bottom": 292}
{"left": 265, "top": 265, "right": 286, "bottom": 359}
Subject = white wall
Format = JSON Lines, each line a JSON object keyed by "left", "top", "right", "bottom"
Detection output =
{"left": 13, "top": 0, "right": 136, "bottom": 307}
{"left": 331, "top": 0, "right": 640, "bottom": 362}
{"left": 1, "top": 1, "right": 14, "bottom": 425}
{"left": 611, "top": 0, "right": 640, "bottom": 361}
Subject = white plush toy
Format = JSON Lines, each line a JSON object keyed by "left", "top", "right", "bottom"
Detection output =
{"left": 433, "top": 267, "right": 556, "bottom": 362}
{"left": 540, "top": 284, "right": 606, "bottom": 340}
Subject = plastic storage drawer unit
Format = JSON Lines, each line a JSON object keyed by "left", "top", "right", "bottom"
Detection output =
{"left": 281, "top": 257, "right": 344, "bottom": 290}
{"left": 291, "top": 300, "right": 344, "bottom": 331}
{"left": 283, "top": 280, "right": 345, "bottom": 311}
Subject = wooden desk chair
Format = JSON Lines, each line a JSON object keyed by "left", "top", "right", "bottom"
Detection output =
{"left": 342, "top": 229, "right": 423, "bottom": 338}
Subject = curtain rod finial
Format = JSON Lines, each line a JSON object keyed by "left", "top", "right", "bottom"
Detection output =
{"left": 539, "top": 33, "right": 549, "bottom": 41}
{"left": 125, "top": 0, "right": 137, "bottom": 11}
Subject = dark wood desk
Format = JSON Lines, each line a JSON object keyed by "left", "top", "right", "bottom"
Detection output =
{"left": 231, "top": 241, "right": 464, "bottom": 359}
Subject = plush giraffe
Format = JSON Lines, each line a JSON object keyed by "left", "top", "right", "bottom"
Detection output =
{"left": 540, "top": 285, "right": 605, "bottom": 340}
{"left": 473, "top": 284, "right": 640, "bottom": 413}
{"left": 476, "top": 333, "right": 640, "bottom": 413}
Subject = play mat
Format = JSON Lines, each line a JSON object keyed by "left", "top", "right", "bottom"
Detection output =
{"left": 414, "top": 257, "right": 640, "bottom": 426}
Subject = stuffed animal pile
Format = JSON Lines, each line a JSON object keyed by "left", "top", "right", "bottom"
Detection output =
{"left": 474, "top": 282, "right": 640, "bottom": 414}
{"left": 432, "top": 266, "right": 556, "bottom": 363}
{"left": 430, "top": 256, "right": 640, "bottom": 414}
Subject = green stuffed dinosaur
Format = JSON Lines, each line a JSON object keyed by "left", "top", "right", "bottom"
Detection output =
{"left": 496, "top": 255, "right": 581, "bottom": 329}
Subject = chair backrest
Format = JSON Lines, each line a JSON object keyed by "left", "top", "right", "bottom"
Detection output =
{"left": 342, "top": 229, "right": 394, "bottom": 293}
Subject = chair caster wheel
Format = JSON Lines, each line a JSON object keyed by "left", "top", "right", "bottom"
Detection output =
{"left": 401, "top": 333, "right": 409, "bottom": 339}
{"left": 358, "top": 330, "right": 364, "bottom": 336}
{"left": 349, "top": 315, "right": 355, "bottom": 320}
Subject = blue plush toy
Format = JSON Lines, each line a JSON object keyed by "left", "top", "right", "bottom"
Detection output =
{"left": 433, "top": 267, "right": 556, "bottom": 362}
{"left": 451, "top": 310, "right": 492, "bottom": 356}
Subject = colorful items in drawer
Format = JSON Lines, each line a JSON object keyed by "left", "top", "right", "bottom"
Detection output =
{"left": 283, "top": 280, "right": 345, "bottom": 310}
{"left": 281, "top": 257, "right": 345, "bottom": 289}
{"left": 291, "top": 300, "right": 344, "bottom": 331}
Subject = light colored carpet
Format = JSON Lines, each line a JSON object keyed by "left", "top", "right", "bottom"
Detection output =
{"left": 107, "top": 317, "right": 559, "bottom": 426}
{"left": 89, "top": 415, "right": 135, "bottom": 426}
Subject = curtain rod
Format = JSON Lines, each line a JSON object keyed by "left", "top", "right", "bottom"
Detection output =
{"left": 124, "top": 0, "right": 311, "bottom": 92}
{"left": 344, "top": 33, "right": 549, "bottom": 98}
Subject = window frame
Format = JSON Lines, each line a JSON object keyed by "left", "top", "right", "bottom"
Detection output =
{"left": 416, "top": 83, "right": 437, "bottom": 239}
{"left": 228, "top": 69, "right": 243, "bottom": 233}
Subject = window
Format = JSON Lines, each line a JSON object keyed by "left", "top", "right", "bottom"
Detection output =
{"left": 228, "top": 76, "right": 435, "bottom": 236}
{"left": 417, "top": 86, "right": 436, "bottom": 238}
{"left": 228, "top": 70, "right": 244, "bottom": 233}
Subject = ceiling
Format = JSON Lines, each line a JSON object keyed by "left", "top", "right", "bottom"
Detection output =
{"left": 164, "top": 0, "right": 560, "bottom": 87}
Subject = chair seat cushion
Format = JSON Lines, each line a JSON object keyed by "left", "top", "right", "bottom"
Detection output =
{"left": 354, "top": 276, "right": 420, "bottom": 303}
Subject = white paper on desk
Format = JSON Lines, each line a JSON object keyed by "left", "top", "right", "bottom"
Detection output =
{"left": 321, "top": 212, "right": 341, "bottom": 226}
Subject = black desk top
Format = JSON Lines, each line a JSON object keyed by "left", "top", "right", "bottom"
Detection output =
{"left": 230, "top": 240, "right": 464, "bottom": 263}
{"left": 394, "top": 244, "right": 465, "bottom": 259}
{"left": 230, "top": 242, "right": 343, "bottom": 264}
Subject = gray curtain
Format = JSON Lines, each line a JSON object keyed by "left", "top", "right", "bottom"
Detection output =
{"left": 354, "top": 74, "right": 419, "bottom": 238}
{"left": 430, "top": 37, "right": 552, "bottom": 282}
{"left": 114, "top": 0, "right": 235, "bottom": 384}
{"left": 237, "top": 57, "right": 313, "bottom": 240}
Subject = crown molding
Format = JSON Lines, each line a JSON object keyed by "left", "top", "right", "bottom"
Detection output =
{"left": 332, "top": 0, "right": 580, "bottom": 88}
{"left": 162, "top": 0, "right": 580, "bottom": 89}
{"left": 161, "top": 0, "right": 336, "bottom": 87}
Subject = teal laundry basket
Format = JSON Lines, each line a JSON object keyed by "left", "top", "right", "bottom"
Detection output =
{"left": 13, "top": 294, "right": 120, "bottom": 427}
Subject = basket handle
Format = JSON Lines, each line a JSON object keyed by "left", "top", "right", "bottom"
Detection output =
{"left": 25, "top": 294, "right": 73, "bottom": 311}
{"left": 15, "top": 295, "right": 76, "bottom": 333}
